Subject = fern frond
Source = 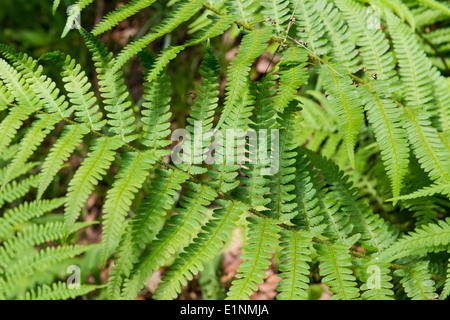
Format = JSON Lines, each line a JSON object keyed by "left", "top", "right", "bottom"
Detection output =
{"left": 334, "top": 0, "right": 397, "bottom": 82}
{"left": 37, "top": 124, "right": 90, "bottom": 199}
{"left": 303, "top": 148, "right": 399, "bottom": 252}
{"left": 1, "top": 244, "right": 97, "bottom": 298}
{"left": 81, "top": 29, "right": 137, "bottom": 143}
{"left": 61, "top": 0, "right": 95, "bottom": 38}
{"left": 360, "top": 261, "right": 394, "bottom": 300}
{"left": 24, "top": 282, "right": 99, "bottom": 300}
{"left": 121, "top": 182, "right": 217, "bottom": 299}
{"left": 320, "top": 65, "right": 364, "bottom": 168}
{"left": 0, "top": 161, "right": 39, "bottom": 188}
{"left": 429, "top": 66, "right": 450, "bottom": 131}
{"left": 1, "top": 114, "right": 60, "bottom": 189}
{"left": 0, "top": 198, "right": 65, "bottom": 241}
{"left": 229, "top": 0, "right": 258, "bottom": 25}
{"left": 314, "top": 242, "right": 360, "bottom": 300}
{"left": 390, "top": 182, "right": 450, "bottom": 201}
{"left": 0, "top": 80, "right": 12, "bottom": 110}
{"left": 290, "top": 152, "right": 325, "bottom": 234}
{"left": 140, "top": 71, "right": 173, "bottom": 151}
{"left": 317, "top": 0, "right": 361, "bottom": 73}
{"left": 101, "top": 150, "right": 157, "bottom": 262}
{"left": 154, "top": 200, "right": 248, "bottom": 300}
{"left": 226, "top": 217, "right": 280, "bottom": 300}
{"left": 0, "top": 44, "right": 71, "bottom": 117}
{"left": 179, "top": 47, "right": 221, "bottom": 175}
{"left": 386, "top": 11, "right": 433, "bottom": 108}
{"left": 107, "top": 168, "right": 188, "bottom": 299}
{"left": 440, "top": 259, "right": 450, "bottom": 300}
{"left": 416, "top": 0, "right": 450, "bottom": 17}
{"left": 276, "top": 229, "right": 313, "bottom": 300}
{"left": 273, "top": 47, "right": 308, "bottom": 113}
{"left": 92, "top": 0, "right": 157, "bottom": 36}
{"left": 292, "top": 0, "right": 329, "bottom": 56}
{"left": 394, "top": 260, "right": 437, "bottom": 300}
{"left": 0, "top": 175, "right": 39, "bottom": 208}
{"left": 0, "top": 59, "right": 42, "bottom": 155}
{"left": 41, "top": 51, "right": 106, "bottom": 131}
{"left": 112, "top": 0, "right": 207, "bottom": 73}
{"left": 64, "top": 136, "right": 124, "bottom": 228}
{"left": 266, "top": 104, "right": 300, "bottom": 222}
{"left": 378, "top": 218, "right": 450, "bottom": 262}
{"left": 0, "top": 221, "right": 88, "bottom": 268}
{"left": 362, "top": 90, "right": 410, "bottom": 200}
{"left": 401, "top": 106, "right": 450, "bottom": 182}
{"left": 233, "top": 74, "right": 277, "bottom": 210}
{"left": 145, "top": 14, "right": 233, "bottom": 84}
{"left": 216, "top": 27, "right": 272, "bottom": 130}
{"left": 260, "top": 0, "right": 291, "bottom": 35}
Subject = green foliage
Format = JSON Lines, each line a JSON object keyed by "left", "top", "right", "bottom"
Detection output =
{"left": 1, "top": 0, "right": 450, "bottom": 301}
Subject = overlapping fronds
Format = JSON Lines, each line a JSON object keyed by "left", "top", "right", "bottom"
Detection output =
{"left": 2, "top": 0, "right": 450, "bottom": 301}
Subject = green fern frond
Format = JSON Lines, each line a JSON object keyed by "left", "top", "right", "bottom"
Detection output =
{"left": 226, "top": 217, "right": 280, "bottom": 300}
{"left": 314, "top": 242, "right": 360, "bottom": 300}
{"left": 1, "top": 244, "right": 97, "bottom": 299}
{"left": 216, "top": 27, "right": 272, "bottom": 130}
{"left": 41, "top": 51, "right": 106, "bottom": 131}
{"left": 303, "top": 148, "right": 399, "bottom": 252}
{"left": 37, "top": 124, "right": 90, "bottom": 199}
{"left": 145, "top": 14, "right": 233, "bottom": 84}
{"left": 317, "top": 0, "right": 361, "bottom": 73}
{"left": 440, "top": 259, "right": 450, "bottom": 300}
{"left": 25, "top": 282, "right": 99, "bottom": 300}
{"left": 154, "top": 200, "right": 248, "bottom": 300}
{"left": 107, "top": 168, "right": 188, "bottom": 299}
{"left": 273, "top": 47, "right": 308, "bottom": 113}
{"left": 394, "top": 260, "right": 437, "bottom": 300}
{"left": 266, "top": 104, "right": 300, "bottom": 221}
{"left": 92, "top": 0, "right": 158, "bottom": 36}
{"left": 320, "top": 65, "right": 364, "bottom": 168}
{"left": 290, "top": 152, "right": 325, "bottom": 234}
{"left": 360, "top": 261, "right": 395, "bottom": 300}
{"left": 81, "top": 29, "right": 137, "bottom": 143}
{"left": 64, "top": 136, "right": 124, "bottom": 228}
{"left": 121, "top": 182, "right": 217, "bottom": 299}
{"left": 378, "top": 218, "right": 450, "bottom": 262}
{"left": 401, "top": 106, "right": 450, "bottom": 182}
{"left": 61, "top": 0, "right": 95, "bottom": 38}
{"left": 0, "top": 175, "right": 39, "bottom": 208}
{"left": 386, "top": 11, "right": 433, "bottom": 108}
{"left": 1, "top": 114, "right": 60, "bottom": 189}
{"left": 276, "top": 229, "right": 313, "bottom": 300}
{"left": 140, "top": 71, "right": 173, "bottom": 151}
{"left": 362, "top": 90, "right": 410, "bottom": 200}
{"left": 0, "top": 198, "right": 65, "bottom": 240}
{"left": 233, "top": 74, "right": 277, "bottom": 210}
{"left": 334, "top": 0, "right": 397, "bottom": 82}
{"left": 229, "top": 0, "right": 258, "bottom": 25}
{"left": 101, "top": 150, "right": 157, "bottom": 262}
{"left": 0, "top": 80, "right": 12, "bottom": 110}
{"left": 260, "top": 0, "right": 291, "bottom": 35}
{"left": 0, "top": 44, "right": 71, "bottom": 117}
{"left": 292, "top": 0, "right": 329, "bottom": 56}
{"left": 390, "top": 182, "right": 450, "bottom": 201}
{"left": 416, "top": 0, "right": 450, "bottom": 17}
{"left": 0, "top": 221, "right": 88, "bottom": 268}
{"left": 179, "top": 47, "right": 221, "bottom": 175}
{"left": 112, "top": 0, "right": 207, "bottom": 73}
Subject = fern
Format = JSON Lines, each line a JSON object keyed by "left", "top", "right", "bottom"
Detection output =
{"left": 226, "top": 217, "right": 280, "bottom": 300}
{"left": 314, "top": 242, "right": 360, "bottom": 300}
{"left": 1, "top": 0, "right": 450, "bottom": 301}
